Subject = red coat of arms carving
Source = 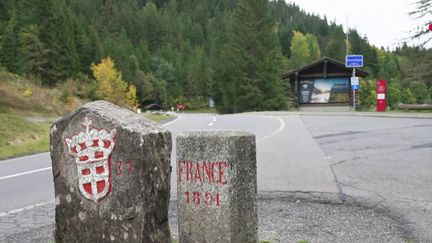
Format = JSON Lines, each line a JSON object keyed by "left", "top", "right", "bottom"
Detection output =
{"left": 65, "top": 117, "right": 116, "bottom": 202}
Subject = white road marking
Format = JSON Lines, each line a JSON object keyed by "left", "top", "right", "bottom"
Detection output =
{"left": 208, "top": 116, "right": 216, "bottom": 126}
{"left": 0, "top": 167, "right": 52, "bottom": 181}
{"left": 162, "top": 116, "right": 182, "bottom": 126}
{"left": 0, "top": 200, "right": 54, "bottom": 218}
{"left": 257, "top": 116, "right": 286, "bottom": 143}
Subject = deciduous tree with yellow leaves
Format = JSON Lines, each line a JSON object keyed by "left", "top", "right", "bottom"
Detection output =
{"left": 90, "top": 57, "right": 137, "bottom": 110}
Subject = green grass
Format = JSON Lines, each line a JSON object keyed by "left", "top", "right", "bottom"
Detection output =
{"left": 389, "top": 109, "right": 432, "bottom": 113}
{"left": 181, "top": 108, "right": 218, "bottom": 113}
{"left": 0, "top": 111, "right": 174, "bottom": 160}
{"left": 0, "top": 112, "right": 51, "bottom": 160}
{"left": 356, "top": 108, "right": 432, "bottom": 113}
{"left": 144, "top": 113, "right": 175, "bottom": 123}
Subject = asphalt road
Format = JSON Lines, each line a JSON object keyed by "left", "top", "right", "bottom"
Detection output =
{"left": 1, "top": 112, "right": 431, "bottom": 242}
{"left": 301, "top": 114, "right": 432, "bottom": 242}
{"left": 0, "top": 113, "right": 335, "bottom": 211}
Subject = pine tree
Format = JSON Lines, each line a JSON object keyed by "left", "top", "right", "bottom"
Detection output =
{"left": 350, "top": 31, "right": 380, "bottom": 76}
{"left": 18, "top": 24, "right": 49, "bottom": 78}
{"left": 135, "top": 42, "right": 151, "bottom": 72}
{"left": 56, "top": 2, "right": 80, "bottom": 77}
{"left": 102, "top": 0, "right": 121, "bottom": 34}
{"left": 133, "top": 69, "right": 156, "bottom": 103}
{"left": 186, "top": 47, "right": 209, "bottom": 97}
{"left": 213, "top": 0, "right": 287, "bottom": 113}
{"left": 0, "top": 11, "right": 19, "bottom": 73}
{"left": 138, "top": 2, "right": 165, "bottom": 53}
{"left": 28, "top": 0, "right": 80, "bottom": 84}
{"left": 74, "top": 15, "right": 94, "bottom": 74}
{"left": 324, "top": 26, "right": 346, "bottom": 61}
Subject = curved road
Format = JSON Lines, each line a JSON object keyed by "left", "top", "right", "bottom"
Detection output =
{"left": 0, "top": 113, "right": 336, "bottom": 214}
{"left": 1, "top": 112, "right": 431, "bottom": 241}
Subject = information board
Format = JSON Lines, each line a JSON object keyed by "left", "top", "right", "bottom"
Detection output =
{"left": 346, "top": 55, "right": 363, "bottom": 68}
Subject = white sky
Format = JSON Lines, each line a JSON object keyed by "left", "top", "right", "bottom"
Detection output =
{"left": 285, "top": 0, "right": 429, "bottom": 49}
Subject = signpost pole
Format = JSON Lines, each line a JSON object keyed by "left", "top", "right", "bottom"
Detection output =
{"left": 353, "top": 90, "right": 356, "bottom": 111}
{"left": 346, "top": 54, "right": 362, "bottom": 112}
{"left": 352, "top": 68, "right": 356, "bottom": 111}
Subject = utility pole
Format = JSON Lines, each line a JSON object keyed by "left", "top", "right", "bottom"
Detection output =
{"left": 346, "top": 14, "right": 355, "bottom": 111}
{"left": 346, "top": 14, "right": 349, "bottom": 56}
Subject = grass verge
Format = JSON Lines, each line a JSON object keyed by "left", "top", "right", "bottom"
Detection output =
{"left": 0, "top": 112, "right": 51, "bottom": 160}
{"left": 144, "top": 113, "right": 175, "bottom": 123}
{"left": 0, "top": 112, "right": 175, "bottom": 160}
{"left": 181, "top": 108, "right": 217, "bottom": 113}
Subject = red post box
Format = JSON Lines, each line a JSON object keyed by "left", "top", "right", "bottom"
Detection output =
{"left": 376, "top": 80, "right": 386, "bottom": 112}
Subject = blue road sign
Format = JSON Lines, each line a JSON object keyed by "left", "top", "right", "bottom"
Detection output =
{"left": 352, "top": 85, "right": 359, "bottom": 90}
{"left": 346, "top": 55, "right": 363, "bottom": 68}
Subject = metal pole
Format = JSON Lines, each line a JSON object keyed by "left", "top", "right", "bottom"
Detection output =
{"left": 352, "top": 68, "right": 356, "bottom": 111}
{"left": 353, "top": 90, "right": 356, "bottom": 111}
{"left": 346, "top": 14, "right": 349, "bottom": 56}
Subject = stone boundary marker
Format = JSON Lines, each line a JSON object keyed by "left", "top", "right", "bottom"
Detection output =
{"left": 176, "top": 130, "right": 258, "bottom": 243}
{"left": 50, "top": 101, "right": 171, "bottom": 242}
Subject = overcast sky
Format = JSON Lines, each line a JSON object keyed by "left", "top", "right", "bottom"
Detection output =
{"left": 285, "top": 0, "right": 428, "bottom": 49}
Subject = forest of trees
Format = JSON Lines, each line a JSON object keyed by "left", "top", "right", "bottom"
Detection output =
{"left": 0, "top": 0, "right": 430, "bottom": 112}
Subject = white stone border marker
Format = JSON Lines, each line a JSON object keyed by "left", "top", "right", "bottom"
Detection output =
{"left": 176, "top": 130, "right": 257, "bottom": 243}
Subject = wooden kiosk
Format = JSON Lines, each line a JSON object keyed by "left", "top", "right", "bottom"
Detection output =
{"left": 283, "top": 57, "right": 368, "bottom": 111}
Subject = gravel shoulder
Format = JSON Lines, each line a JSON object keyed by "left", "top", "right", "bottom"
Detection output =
{"left": 1, "top": 193, "right": 412, "bottom": 243}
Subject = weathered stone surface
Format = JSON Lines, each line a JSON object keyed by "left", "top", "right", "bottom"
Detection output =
{"left": 176, "top": 130, "right": 257, "bottom": 243}
{"left": 50, "top": 100, "right": 171, "bottom": 243}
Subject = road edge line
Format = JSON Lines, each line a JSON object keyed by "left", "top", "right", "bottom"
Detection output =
{"left": 0, "top": 167, "right": 52, "bottom": 181}
{"left": 257, "top": 115, "right": 285, "bottom": 143}
{"left": 162, "top": 115, "right": 182, "bottom": 126}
